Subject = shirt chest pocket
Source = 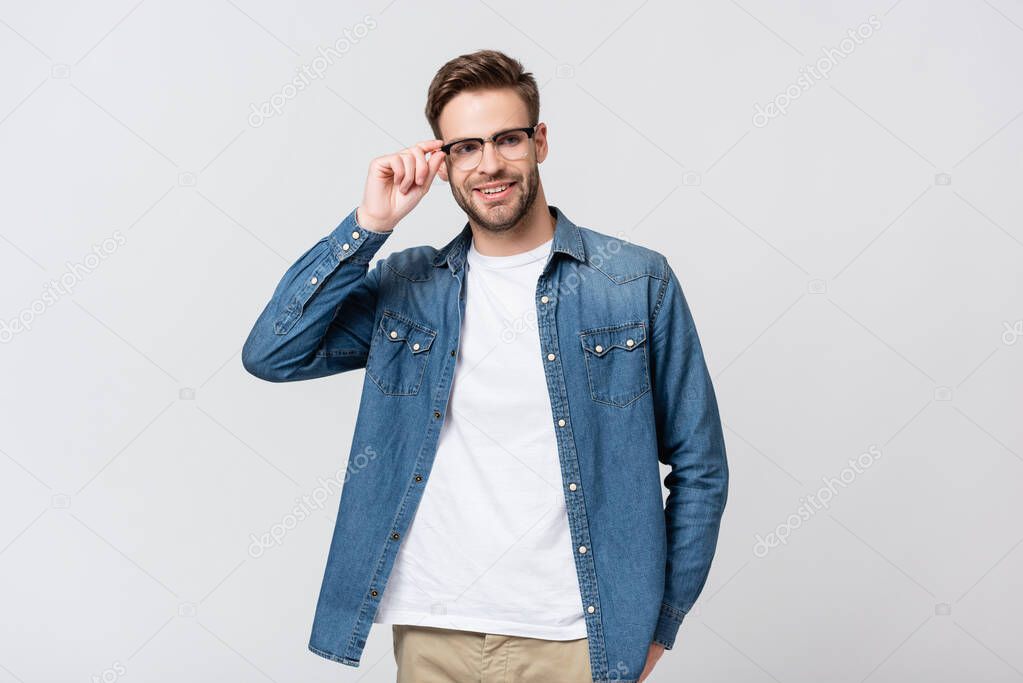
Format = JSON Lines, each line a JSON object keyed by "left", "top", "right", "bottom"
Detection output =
{"left": 579, "top": 321, "right": 651, "bottom": 407}
{"left": 366, "top": 310, "right": 438, "bottom": 396}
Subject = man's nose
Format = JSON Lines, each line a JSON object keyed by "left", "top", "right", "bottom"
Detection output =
{"left": 477, "top": 140, "right": 503, "bottom": 176}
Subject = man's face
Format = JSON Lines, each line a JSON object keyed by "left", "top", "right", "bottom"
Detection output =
{"left": 437, "top": 89, "right": 548, "bottom": 233}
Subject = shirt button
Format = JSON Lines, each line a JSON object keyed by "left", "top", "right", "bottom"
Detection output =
{"left": 587, "top": 605, "right": 595, "bottom": 613}
{"left": 309, "top": 276, "right": 318, "bottom": 285}
{"left": 594, "top": 345, "right": 603, "bottom": 353}
{"left": 578, "top": 545, "right": 587, "bottom": 554}
{"left": 547, "top": 353, "right": 555, "bottom": 361}
{"left": 352, "top": 230, "right": 360, "bottom": 239}
{"left": 413, "top": 342, "right": 421, "bottom": 351}
{"left": 391, "top": 532, "right": 400, "bottom": 540}
{"left": 371, "top": 589, "right": 379, "bottom": 597}
{"left": 414, "top": 475, "right": 423, "bottom": 482}
{"left": 540, "top": 295, "right": 549, "bottom": 303}
{"left": 342, "top": 243, "right": 350, "bottom": 251}
{"left": 569, "top": 483, "right": 577, "bottom": 491}
{"left": 390, "top": 330, "right": 398, "bottom": 338}
{"left": 558, "top": 418, "right": 566, "bottom": 427}
{"left": 626, "top": 338, "right": 634, "bottom": 347}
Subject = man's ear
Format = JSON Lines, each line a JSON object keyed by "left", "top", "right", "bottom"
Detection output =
{"left": 534, "top": 122, "right": 549, "bottom": 164}
{"left": 437, "top": 161, "right": 449, "bottom": 183}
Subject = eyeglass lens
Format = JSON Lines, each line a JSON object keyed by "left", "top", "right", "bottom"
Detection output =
{"left": 449, "top": 131, "right": 531, "bottom": 170}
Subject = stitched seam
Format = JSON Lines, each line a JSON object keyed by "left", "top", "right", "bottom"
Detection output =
{"left": 650, "top": 256, "right": 671, "bottom": 325}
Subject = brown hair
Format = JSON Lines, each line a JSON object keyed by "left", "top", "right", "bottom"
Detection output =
{"left": 425, "top": 49, "right": 540, "bottom": 140}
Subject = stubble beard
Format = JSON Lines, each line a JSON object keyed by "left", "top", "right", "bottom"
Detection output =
{"left": 452, "top": 163, "right": 540, "bottom": 234}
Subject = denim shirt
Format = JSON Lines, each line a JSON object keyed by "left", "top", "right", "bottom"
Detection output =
{"left": 241, "top": 204, "right": 729, "bottom": 683}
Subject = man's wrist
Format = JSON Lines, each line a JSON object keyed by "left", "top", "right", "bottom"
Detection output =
{"left": 355, "top": 206, "right": 395, "bottom": 234}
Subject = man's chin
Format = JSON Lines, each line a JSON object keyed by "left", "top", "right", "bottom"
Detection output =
{"left": 462, "top": 198, "right": 515, "bottom": 230}
{"left": 475, "top": 214, "right": 519, "bottom": 233}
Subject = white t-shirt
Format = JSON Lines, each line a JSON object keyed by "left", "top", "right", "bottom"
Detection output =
{"left": 373, "top": 233, "right": 587, "bottom": 640}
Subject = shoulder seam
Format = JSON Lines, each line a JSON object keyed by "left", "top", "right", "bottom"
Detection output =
{"left": 650, "top": 255, "right": 671, "bottom": 325}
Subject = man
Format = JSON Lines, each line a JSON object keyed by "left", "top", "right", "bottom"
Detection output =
{"left": 242, "top": 49, "right": 728, "bottom": 683}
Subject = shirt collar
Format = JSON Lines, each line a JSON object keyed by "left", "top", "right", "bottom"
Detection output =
{"left": 432, "top": 205, "right": 585, "bottom": 271}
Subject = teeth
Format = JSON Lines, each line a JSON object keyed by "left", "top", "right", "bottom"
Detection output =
{"left": 480, "top": 184, "right": 508, "bottom": 194}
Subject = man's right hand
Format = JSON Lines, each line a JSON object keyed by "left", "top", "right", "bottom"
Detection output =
{"left": 357, "top": 140, "right": 447, "bottom": 233}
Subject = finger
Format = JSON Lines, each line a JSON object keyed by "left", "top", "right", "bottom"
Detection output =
{"left": 425, "top": 149, "right": 445, "bottom": 185}
{"left": 407, "top": 145, "right": 428, "bottom": 186}
{"left": 415, "top": 139, "right": 444, "bottom": 152}
{"left": 398, "top": 152, "right": 414, "bottom": 193}
{"left": 371, "top": 155, "right": 394, "bottom": 180}
{"left": 387, "top": 156, "right": 404, "bottom": 189}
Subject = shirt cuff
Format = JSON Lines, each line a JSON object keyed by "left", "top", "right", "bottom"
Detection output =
{"left": 652, "top": 602, "right": 686, "bottom": 650}
{"left": 327, "top": 207, "right": 392, "bottom": 265}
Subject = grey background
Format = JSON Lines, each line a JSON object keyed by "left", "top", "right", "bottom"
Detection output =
{"left": 1, "top": 1, "right": 1021, "bottom": 681}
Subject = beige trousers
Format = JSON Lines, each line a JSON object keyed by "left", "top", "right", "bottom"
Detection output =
{"left": 392, "top": 624, "right": 593, "bottom": 683}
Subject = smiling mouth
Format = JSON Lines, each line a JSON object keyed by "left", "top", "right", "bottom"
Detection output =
{"left": 473, "top": 182, "right": 516, "bottom": 202}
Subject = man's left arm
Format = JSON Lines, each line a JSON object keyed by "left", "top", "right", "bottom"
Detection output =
{"left": 647, "top": 256, "right": 730, "bottom": 650}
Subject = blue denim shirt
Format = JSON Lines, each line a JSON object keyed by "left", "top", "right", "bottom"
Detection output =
{"left": 241, "top": 204, "right": 729, "bottom": 683}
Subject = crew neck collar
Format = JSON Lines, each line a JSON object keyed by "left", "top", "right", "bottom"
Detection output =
{"left": 467, "top": 235, "right": 553, "bottom": 269}
{"left": 433, "top": 205, "right": 586, "bottom": 272}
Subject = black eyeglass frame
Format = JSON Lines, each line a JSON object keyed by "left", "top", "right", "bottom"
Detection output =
{"left": 439, "top": 123, "right": 540, "bottom": 161}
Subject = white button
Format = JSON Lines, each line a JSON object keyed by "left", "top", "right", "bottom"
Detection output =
{"left": 626, "top": 338, "right": 634, "bottom": 347}
{"left": 578, "top": 545, "right": 587, "bottom": 554}
{"left": 309, "top": 276, "right": 318, "bottom": 285}
{"left": 594, "top": 345, "right": 603, "bottom": 353}
{"left": 540, "top": 295, "right": 549, "bottom": 303}
{"left": 587, "top": 605, "right": 595, "bottom": 613}
{"left": 547, "top": 353, "right": 555, "bottom": 361}
{"left": 390, "top": 330, "right": 398, "bottom": 338}
{"left": 352, "top": 230, "right": 360, "bottom": 239}
{"left": 413, "top": 342, "right": 420, "bottom": 351}
{"left": 558, "top": 418, "right": 566, "bottom": 427}
{"left": 342, "top": 243, "right": 350, "bottom": 251}
{"left": 569, "top": 483, "right": 577, "bottom": 491}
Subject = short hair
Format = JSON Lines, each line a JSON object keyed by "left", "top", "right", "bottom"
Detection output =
{"left": 425, "top": 49, "right": 540, "bottom": 140}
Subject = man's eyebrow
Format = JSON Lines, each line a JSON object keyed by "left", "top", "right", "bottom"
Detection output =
{"left": 446, "top": 126, "right": 524, "bottom": 143}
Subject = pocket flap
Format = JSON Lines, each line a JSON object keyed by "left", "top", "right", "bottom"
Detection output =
{"left": 580, "top": 322, "right": 647, "bottom": 357}
{"left": 379, "top": 310, "right": 436, "bottom": 354}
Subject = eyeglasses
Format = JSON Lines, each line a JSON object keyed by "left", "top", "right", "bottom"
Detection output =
{"left": 440, "top": 124, "right": 539, "bottom": 171}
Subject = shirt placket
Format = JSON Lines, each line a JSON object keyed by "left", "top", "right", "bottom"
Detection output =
{"left": 535, "top": 265, "right": 610, "bottom": 679}
{"left": 347, "top": 263, "right": 468, "bottom": 662}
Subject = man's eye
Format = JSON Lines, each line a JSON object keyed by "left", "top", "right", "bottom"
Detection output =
{"left": 452, "top": 142, "right": 480, "bottom": 155}
{"left": 498, "top": 134, "right": 525, "bottom": 146}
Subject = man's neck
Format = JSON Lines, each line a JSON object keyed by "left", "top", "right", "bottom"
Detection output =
{"left": 468, "top": 191, "right": 556, "bottom": 257}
